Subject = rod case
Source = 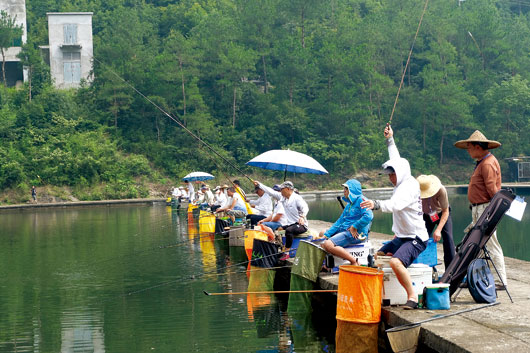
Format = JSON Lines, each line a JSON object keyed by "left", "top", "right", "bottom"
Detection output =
{"left": 439, "top": 189, "right": 515, "bottom": 296}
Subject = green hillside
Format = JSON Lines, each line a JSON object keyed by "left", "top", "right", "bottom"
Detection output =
{"left": 1, "top": 0, "right": 529, "bottom": 203}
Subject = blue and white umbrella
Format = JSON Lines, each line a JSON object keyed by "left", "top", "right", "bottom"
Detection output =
{"left": 246, "top": 149, "right": 328, "bottom": 179}
{"left": 182, "top": 172, "right": 215, "bottom": 182}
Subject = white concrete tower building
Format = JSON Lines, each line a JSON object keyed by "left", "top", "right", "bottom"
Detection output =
{"left": 0, "top": 0, "right": 28, "bottom": 86}
{"left": 47, "top": 12, "right": 93, "bottom": 88}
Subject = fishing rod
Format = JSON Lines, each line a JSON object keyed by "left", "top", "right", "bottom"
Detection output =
{"left": 388, "top": 0, "right": 429, "bottom": 125}
{"left": 92, "top": 56, "right": 255, "bottom": 185}
{"left": 200, "top": 265, "right": 287, "bottom": 280}
{"left": 204, "top": 289, "right": 338, "bottom": 296}
{"left": 386, "top": 302, "right": 500, "bottom": 333}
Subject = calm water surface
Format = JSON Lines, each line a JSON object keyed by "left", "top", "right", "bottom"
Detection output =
{"left": 0, "top": 205, "right": 335, "bottom": 353}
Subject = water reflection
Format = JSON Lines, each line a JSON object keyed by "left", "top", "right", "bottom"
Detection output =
{"left": 61, "top": 309, "right": 105, "bottom": 353}
{"left": 0, "top": 204, "right": 340, "bottom": 352}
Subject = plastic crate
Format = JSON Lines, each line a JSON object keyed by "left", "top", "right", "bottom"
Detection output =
{"left": 413, "top": 238, "right": 438, "bottom": 267}
{"left": 282, "top": 234, "right": 313, "bottom": 257}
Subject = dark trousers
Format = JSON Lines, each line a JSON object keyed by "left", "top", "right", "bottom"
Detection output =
{"left": 284, "top": 223, "right": 308, "bottom": 248}
{"left": 210, "top": 205, "right": 221, "bottom": 212}
{"left": 246, "top": 214, "right": 267, "bottom": 226}
{"left": 423, "top": 210, "right": 456, "bottom": 268}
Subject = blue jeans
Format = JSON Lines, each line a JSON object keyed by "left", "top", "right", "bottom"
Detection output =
{"left": 328, "top": 230, "right": 364, "bottom": 247}
{"left": 262, "top": 221, "right": 282, "bottom": 230}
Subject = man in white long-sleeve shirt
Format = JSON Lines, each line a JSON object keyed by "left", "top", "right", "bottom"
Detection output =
{"left": 246, "top": 185, "right": 273, "bottom": 226}
{"left": 187, "top": 181, "right": 195, "bottom": 203}
{"left": 361, "top": 125, "right": 429, "bottom": 310}
{"left": 254, "top": 180, "right": 309, "bottom": 260}
{"left": 211, "top": 185, "right": 227, "bottom": 212}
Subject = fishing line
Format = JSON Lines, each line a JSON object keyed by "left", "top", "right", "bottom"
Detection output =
{"left": 85, "top": 222, "right": 234, "bottom": 270}
{"left": 201, "top": 265, "right": 287, "bottom": 280}
{"left": 60, "top": 209, "right": 175, "bottom": 271}
{"left": 92, "top": 56, "right": 255, "bottom": 184}
{"left": 71, "top": 209, "right": 219, "bottom": 270}
{"left": 105, "top": 246, "right": 297, "bottom": 302}
{"left": 204, "top": 289, "right": 337, "bottom": 296}
{"left": 388, "top": 0, "right": 429, "bottom": 125}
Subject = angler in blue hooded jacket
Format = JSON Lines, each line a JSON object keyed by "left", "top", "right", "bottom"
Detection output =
{"left": 319, "top": 179, "right": 373, "bottom": 265}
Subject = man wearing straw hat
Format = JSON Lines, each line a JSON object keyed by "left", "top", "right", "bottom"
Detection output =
{"left": 454, "top": 130, "right": 507, "bottom": 289}
{"left": 361, "top": 125, "right": 429, "bottom": 309}
{"left": 417, "top": 175, "right": 455, "bottom": 268}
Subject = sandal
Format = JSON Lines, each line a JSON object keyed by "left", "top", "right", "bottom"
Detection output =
{"left": 403, "top": 300, "right": 418, "bottom": 310}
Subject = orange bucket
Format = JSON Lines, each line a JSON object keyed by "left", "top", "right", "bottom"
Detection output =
{"left": 336, "top": 265, "right": 384, "bottom": 324}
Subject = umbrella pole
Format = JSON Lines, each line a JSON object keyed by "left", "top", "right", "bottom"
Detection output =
{"left": 283, "top": 167, "right": 287, "bottom": 181}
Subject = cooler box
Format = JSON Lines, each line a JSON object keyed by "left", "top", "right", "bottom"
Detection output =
{"left": 326, "top": 241, "right": 373, "bottom": 272}
{"left": 382, "top": 264, "right": 432, "bottom": 305}
{"left": 424, "top": 283, "right": 450, "bottom": 310}
{"left": 413, "top": 238, "right": 438, "bottom": 267}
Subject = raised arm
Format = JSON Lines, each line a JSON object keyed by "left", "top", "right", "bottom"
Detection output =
{"left": 385, "top": 124, "right": 400, "bottom": 160}
{"left": 254, "top": 181, "right": 282, "bottom": 200}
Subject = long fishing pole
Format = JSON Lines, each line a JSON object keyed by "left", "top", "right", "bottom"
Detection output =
{"left": 386, "top": 302, "right": 500, "bottom": 332}
{"left": 204, "top": 289, "right": 337, "bottom": 296}
{"left": 92, "top": 56, "right": 255, "bottom": 184}
{"left": 388, "top": 0, "right": 429, "bottom": 125}
{"left": 200, "top": 265, "right": 287, "bottom": 280}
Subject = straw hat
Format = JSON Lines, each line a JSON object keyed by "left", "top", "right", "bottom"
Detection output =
{"left": 417, "top": 175, "right": 442, "bottom": 199}
{"left": 454, "top": 130, "right": 501, "bottom": 149}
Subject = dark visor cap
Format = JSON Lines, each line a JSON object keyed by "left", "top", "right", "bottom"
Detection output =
{"left": 379, "top": 166, "right": 396, "bottom": 175}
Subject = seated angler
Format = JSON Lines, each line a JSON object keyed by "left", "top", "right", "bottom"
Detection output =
{"left": 210, "top": 185, "right": 226, "bottom": 212}
{"left": 202, "top": 185, "right": 215, "bottom": 206}
{"left": 214, "top": 186, "right": 248, "bottom": 223}
{"left": 178, "top": 186, "right": 187, "bottom": 201}
{"left": 319, "top": 179, "right": 373, "bottom": 266}
{"left": 253, "top": 180, "right": 309, "bottom": 260}
{"left": 246, "top": 185, "right": 273, "bottom": 226}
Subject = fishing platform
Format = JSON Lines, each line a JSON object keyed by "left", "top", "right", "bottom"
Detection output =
{"left": 307, "top": 220, "right": 530, "bottom": 352}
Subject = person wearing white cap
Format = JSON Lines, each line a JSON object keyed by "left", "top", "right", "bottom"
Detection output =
{"left": 417, "top": 175, "right": 455, "bottom": 268}
{"left": 172, "top": 187, "right": 181, "bottom": 198}
{"left": 245, "top": 185, "right": 273, "bottom": 226}
{"left": 210, "top": 186, "right": 225, "bottom": 212}
{"left": 361, "top": 124, "right": 429, "bottom": 310}
{"left": 201, "top": 185, "right": 215, "bottom": 205}
{"left": 253, "top": 180, "right": 309, "bottom": 260}
{"left": 454, "top": 130, "right": 507, "bottom": 289}
{"left": 179, "top": 186, "right": 188, "bottom": 200}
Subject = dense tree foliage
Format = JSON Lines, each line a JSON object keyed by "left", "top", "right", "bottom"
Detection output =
{"left": 1, "top": 0, "right": 529, "bottom": 200}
